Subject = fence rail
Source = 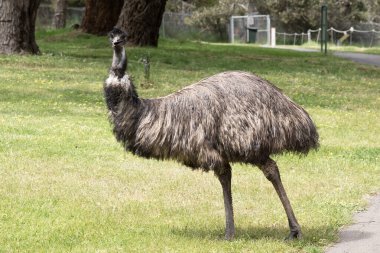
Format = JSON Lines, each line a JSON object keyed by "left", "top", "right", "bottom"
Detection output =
{"left": 277, "top": 26, "right": 380, "bottom": 47}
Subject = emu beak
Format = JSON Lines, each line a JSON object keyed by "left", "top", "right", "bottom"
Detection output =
{"left": 112, "top": 40, "right": 125, "bottom": 47}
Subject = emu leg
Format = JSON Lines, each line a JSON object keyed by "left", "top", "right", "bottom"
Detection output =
{"left": 259, "top": 158, "right": 302, "bottom": 240}
{"left": 216, "top": 164, "right": 235, "bottom": 240}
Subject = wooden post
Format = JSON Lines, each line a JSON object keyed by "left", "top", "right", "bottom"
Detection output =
{"left": 271, "top": 27, "right": 276, "bottom": 47}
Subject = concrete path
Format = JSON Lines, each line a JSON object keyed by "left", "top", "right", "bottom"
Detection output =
{"left": 333, "top": 52, "right": 380, "bottom": 67}
{"left": 325, "top": 194, "right": 380, "bottom": 253}
{"left": 267, "top": 46, "right": 380, "bottom": 67}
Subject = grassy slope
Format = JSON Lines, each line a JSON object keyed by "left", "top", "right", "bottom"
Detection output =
{"left": 0, "top": 29, "right": 379, "bottom": 252}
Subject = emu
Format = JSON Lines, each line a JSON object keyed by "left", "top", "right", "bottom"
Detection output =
{"left": 104, "top": 28, "right": 318, "bottom": 240}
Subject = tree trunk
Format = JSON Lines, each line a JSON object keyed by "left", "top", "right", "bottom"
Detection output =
{"left": 0, "top": 0, "right": 41, "bottom": 54}
{"left": 52, "top": 0, "right": 67, "bottom": 29}
{"left": 117, "top": 0, "right": 167, "bottom": 47}
{"left": 81, "top": 0, "right": 124, "bottom": 35}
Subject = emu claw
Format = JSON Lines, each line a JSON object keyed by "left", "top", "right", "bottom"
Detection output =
{"left": 285, "top": 230, "right": 302, "bottom": 241}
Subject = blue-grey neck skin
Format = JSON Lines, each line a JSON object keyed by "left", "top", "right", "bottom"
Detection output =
{"left": 111, "top": 45, "right": 127, "bottom": 78}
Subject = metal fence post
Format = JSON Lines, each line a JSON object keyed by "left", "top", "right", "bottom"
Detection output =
{"left": 230, "top": 17, "right": 234, "bottom": 43}
{"left": 321, "top": 4, "right": 328, "bottom": 54}
{"left": 266, "top": 15, "right": 271, "bottom": 46}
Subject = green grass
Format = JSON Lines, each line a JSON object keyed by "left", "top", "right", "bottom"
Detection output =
{"left": 0, "top": 28, "right": 379, "bottom": 252}
{"left": 298, "top": 41, "right": 380, "bottom": 54}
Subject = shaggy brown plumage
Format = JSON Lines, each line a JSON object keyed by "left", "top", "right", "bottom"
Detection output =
{"left": 104, "top": 28, "right": 319, "bottom": 240}
{"left": 106, "top": 72, "right": 318, "bottom": 169}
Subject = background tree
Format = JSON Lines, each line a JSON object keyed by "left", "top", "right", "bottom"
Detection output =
{"left": 328, "top": 0, "right": 368, "bottom": 29}
{"left": 189, "top": 0, "right": 247, "bottom": 40}
{"left": 254, "top": 0, "right": 368, "bottom": 32}
{"left": 52, "top": 0, "right": 67, "bottom": 28}
{"left": 367, "top": 0, "right": 380, "bottom": 23}
{"left": 117, "top": 0, "right": 168, "bottom": 47}
{"left": 0, "top": 0, "right": 41, "bottom": 54}
{"left": 81, "top": 0, "right": 124, "bottom": 35}
{"left": 67, "top": 0, "right": 84, "bottom": 6}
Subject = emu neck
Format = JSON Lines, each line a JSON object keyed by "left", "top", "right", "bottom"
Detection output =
{"left": 105, "top": 45, "right": 140, "bottom": 115}
{"left": 111, "top": 46, "right": 127, "bottom": 78}
{"left": 105, "top": 44, "right": 140, "bottom": 122}
{"left": 104, "top": 72, "right": 142, "bottom": 146}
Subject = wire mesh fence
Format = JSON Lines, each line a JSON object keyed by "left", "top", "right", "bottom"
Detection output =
{"left": 275, "top": 32, "right": 309, "bottom": 46}
{"left": 277, "top": 25, "right": 380, "bottom": 48}
{"left": 159, "top": 12, "right": 195, "bottom": 39}
{"left": 37, "top": 4, "right": 84, "bottom": 28}
{"left": 36, "top": 8, "right": 216, "bottom": 41}
{"left": 229, "top": 15, "right": 271, "bottom": 45}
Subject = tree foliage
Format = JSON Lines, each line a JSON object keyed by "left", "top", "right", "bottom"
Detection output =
{"left": 184, "top": 0, "right": 218, "bottom": 8}
{"left": 366, "top": 0, "right": 380, "bottom": 23}
{"left": 189, "top": 0, "right": 375, "bottom": 37}
{"left": 189, "top": 0, "right": 248, "bottom": 40}
{"left": 254, "top": 0, "right": 369, "bottom": 32}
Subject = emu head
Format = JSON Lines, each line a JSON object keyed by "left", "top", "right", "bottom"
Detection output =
{"left": 108, "top": 27, "right": 127, "bottom": 48}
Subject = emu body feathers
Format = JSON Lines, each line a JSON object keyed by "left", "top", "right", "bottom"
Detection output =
{"left": 104, "top": 27, "right": 318, "bottom": 240}
{"left": 105, "top": 71, "right": 318, "bottom": 170}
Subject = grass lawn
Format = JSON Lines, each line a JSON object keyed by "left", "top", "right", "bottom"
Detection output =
{"left": 295, "top": 41, "right": 380, "bottom": 55}
{"left": 0, "top": 29, "right": 379, "bottom": 252}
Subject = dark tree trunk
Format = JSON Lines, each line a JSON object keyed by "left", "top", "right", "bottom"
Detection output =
{"left": 52, "top": 0, "right": 67, "bottom": 29}
{"left": 0, "top": 0, "right": 41, "bottom": 54}
{"left": 81, "top": 0, "right": 124, "bottom": 35}
{"left": 117, "top": 0, "right": 167, "bottom": 47}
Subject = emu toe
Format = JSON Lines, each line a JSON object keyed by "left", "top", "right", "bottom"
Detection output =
{"left": 285, "top": 230, "right": 302, "bottom": 241}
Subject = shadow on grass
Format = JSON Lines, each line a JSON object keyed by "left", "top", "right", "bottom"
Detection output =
{"left": 170, "top": 224, "right": 339, "bottom": 244}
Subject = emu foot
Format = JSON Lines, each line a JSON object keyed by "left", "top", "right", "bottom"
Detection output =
{"left": 285, "top": 230, "right": 302, "bottom": 241}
